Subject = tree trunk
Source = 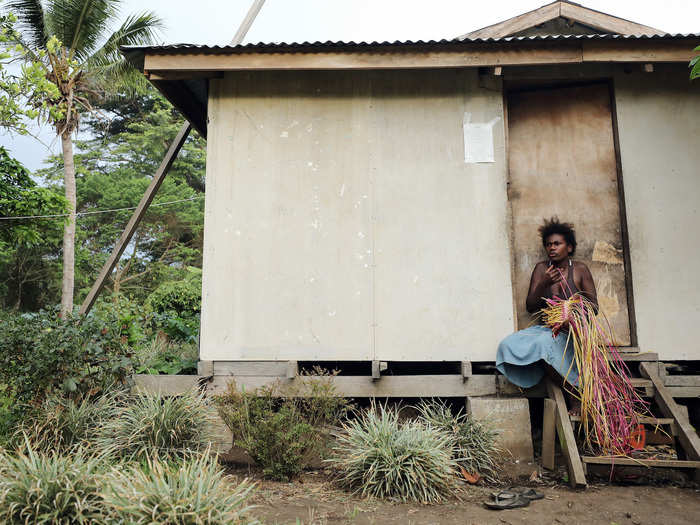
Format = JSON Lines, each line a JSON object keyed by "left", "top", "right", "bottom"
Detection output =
{"left": 60, "top": 131, "right": 77, "bottom": 318}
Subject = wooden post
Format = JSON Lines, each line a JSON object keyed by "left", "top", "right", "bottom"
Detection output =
{"left": 230, "top": 0, "right": 266, "bottom": 46}
{"left": 461, "top": 361, "right": 472, "bottom": 383}
{"left": 286, "top": 360, "right": 299, "bottom": 379}
{"left": 546, "top": 380, "right": 587, "bottom": 488}
{"left": 640, "top": 362, "right": 700, "bottom": 461}
{"left": 542, "top": 398, "right": 556, "bottom": 470}
{"left": 80, "top": 0, "right": 268, "bottom": 316}
{"left": 79, "top": 123, "right": 192, "bottom": 315}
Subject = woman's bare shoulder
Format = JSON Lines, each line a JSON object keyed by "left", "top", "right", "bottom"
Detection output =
{"left": 572, "top": 260, "right": 593, "bottom": 274}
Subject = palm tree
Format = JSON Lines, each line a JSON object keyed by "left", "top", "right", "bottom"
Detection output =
{"left": 6, "top": 0, "right": 162, "bottom": 316}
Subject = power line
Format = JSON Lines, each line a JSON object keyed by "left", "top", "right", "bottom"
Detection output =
{"left": 0, "top": 195, "right": 204, "bottom": 221}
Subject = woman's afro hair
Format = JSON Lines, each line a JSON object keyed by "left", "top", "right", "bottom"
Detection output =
{"left": 538, "top": 217, "right": 577, "bottom": 256}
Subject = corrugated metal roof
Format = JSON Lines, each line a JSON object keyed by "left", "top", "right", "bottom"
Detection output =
{"left": 123, "top": 32, "right": 700, "bottom": 54}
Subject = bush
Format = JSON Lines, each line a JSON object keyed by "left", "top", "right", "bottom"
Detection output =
{"left": 0, "top": 446, "right": 105, "bottom": 524}
{"left": 327, "top": 403, "right": 457, "bottom": 503}
{"left": 97, "top": 388, "right": 213, "bottom": 461}
{"left": 146, "top": 276, "right": 201, "bottom": 341}
{"left": 0, "top": 307, "right": 133, "bottom": 407}
{"left": 0, "top": 384, "right": 20, "bottom": 447}
{"left": 102, "top": 453, "right": 258, "bottom": 524}
{"left": 415, "top": 399, "right": 502, "bottom": 483}
{"left": 215, "top": 370, "right": 349, "bottom": 481}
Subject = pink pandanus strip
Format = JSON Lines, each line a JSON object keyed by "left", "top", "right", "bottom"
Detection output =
{"left": 540, "top": 292, "right": 649, "bottom": 456}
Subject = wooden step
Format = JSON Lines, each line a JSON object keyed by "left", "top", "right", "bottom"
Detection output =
{"left": 619, "top": 351, "right": 658, "bottom": 361}
{"left": 581, "top": 456, "right": 700, "bottom": 469}
{"left": 569, "top": 415, "right": 673, "bottom": 425}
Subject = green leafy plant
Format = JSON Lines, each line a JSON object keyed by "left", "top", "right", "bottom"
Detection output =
{"left": 96, "top": 388, "right": 213, "bottom": 461}
{"left": 691, "top": 45, "right": 700, "bottom": 80}
{"left": 0, "top": 307, "right": 133, "bottom": 407}
{"left": 102, "top": 452, "right": 258, "bottom": 524}
{"left": 415, "top": 399, "right": 502, "bottom": 483}
{"left": 135, "top": 348, "right": 197, "bottom": 375}
{"left": 0, "top": 445, "right": 105, "bottom": 524}
{"left": 215, "top": 369, "right": 349, "bottom": 481}
{"left": 327, "top": 403, "right": 457, "bottom": 503}
{"left": 147, "top": 275, "right": 202, "bottom": 342}
{"left": 0, "top": 383, "right": 20, "bottom": 447}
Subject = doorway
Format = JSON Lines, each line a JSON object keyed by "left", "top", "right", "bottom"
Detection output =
{"left": 506, "top": 82, "right": 634, "bottom": 346}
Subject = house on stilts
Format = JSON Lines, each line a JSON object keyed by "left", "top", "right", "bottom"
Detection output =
{"left": 124, "top": 1, "right": 700, "bottom": 483}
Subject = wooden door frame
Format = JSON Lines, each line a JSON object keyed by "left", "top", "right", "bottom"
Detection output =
{"left": 502, "top": 78, "right": 638, "bottom": 347}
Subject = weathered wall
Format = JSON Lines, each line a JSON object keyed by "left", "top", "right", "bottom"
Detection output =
{"left": 200, "top": 69, "right": 513, "bottom": 362}
{"left": 613, "top": 68, "right": 700, "bottom": 360}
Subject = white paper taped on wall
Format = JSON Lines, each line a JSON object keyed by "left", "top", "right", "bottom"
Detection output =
{"left": 463, "top": 112, "right": 500, "bottom": 164}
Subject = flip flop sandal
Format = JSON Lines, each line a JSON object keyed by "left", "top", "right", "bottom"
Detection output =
{"left": 490, "top": 488, "right": 544, "bottom": 501}
{"left": 513, "top": 487, "right": 545, "bottom": 501}
{"left": 490, "top": 489, "right": 518, "bottom": 500}
{"left": 484, "top": 494, "right": 531, "bottom": 510}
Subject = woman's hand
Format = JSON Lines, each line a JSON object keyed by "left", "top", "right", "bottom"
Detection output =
{"left": 543, "top": 264, "right": 564, "bottom": 287}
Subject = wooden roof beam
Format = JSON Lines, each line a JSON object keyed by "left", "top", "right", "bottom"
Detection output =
{"left": 142, "top": 39, "right": 700, "bottom": 75}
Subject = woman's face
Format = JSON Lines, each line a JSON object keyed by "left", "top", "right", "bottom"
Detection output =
{"left": 545, "top": 233, "right": 572, "bottom": 263}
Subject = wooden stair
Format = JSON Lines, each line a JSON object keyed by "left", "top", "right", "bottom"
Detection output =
{"left": 543, "top": 357, "right": 700, "bottom": 488}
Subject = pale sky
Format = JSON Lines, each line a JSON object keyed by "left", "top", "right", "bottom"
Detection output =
{"left": 2, "top": 0, "right": 699, "bottom": 170}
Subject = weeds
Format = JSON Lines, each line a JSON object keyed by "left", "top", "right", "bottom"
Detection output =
{"left": 327, "top": 403, "right": 457, "bottom": 503}
{"left": 215, "top": 368, "right": 349, "bottom": 481}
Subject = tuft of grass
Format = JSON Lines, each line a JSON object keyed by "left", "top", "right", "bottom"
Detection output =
{"left": 0, "top": 444, "right": 105, "bottom": 524}
{"left": 415, "top": 399, "right": 502, "bottom": 483}
{"left": 327, "top": 403, "right": 457, "bottom": 503}
{"left": 96, "top": 387, "right": 213, "bottom": 461}
{"left": 103, "top": 452, "right": 259, "bottom": 524}
{"left": 16, "top": 389, "right": 125, "bottom": 453}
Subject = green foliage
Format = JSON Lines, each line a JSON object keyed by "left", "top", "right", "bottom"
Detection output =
{"left": 36, "top": 95, "right": 206, "bottom": 308}
{"left": 0, "top": 445, "right": 105, "bottom": 524}
{"left": 147, "top": 275, "right": 202, "bottom": 315}
{"left": 146, "top": 270, "right": 202, "bottom": 341}
{"left": 102, "top": 453, "right": 258, "bottom": 525}
{"left": 0, "top": 148, "right": 65, "bottom": 309}
{"left": 135, "top": 346, "right": 197, "bottom": 375}
{"left": 327, "top": 403, "right": 458, "bottom": 503}
{"left": 415, "top": 399, "right": 502, "bottom": 483}
{"left": 96, "top": 388, "right": 213, "bottom": 462}
{"left": 0, "top": 383, "right": 20, "bottom": 447}
{"left": 0, "top": 307, "right": 133, "bottom": 408}
{"left": 215, "top": 370, "right": 350, "bottom": 481}
{"left": 691, "top": 45, "right": 700, "bottom": 80}
{"left": 0, "top": 13, "right": 60, "bottom": 135}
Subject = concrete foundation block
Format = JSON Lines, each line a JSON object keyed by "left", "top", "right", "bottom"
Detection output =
{"left": 467, "top": 396, "right": 534, "bottom": 463}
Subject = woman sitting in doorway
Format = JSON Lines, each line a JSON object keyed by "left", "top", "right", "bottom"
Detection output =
{"left": 496, "top": 218, "right": 598, "bottom": 400}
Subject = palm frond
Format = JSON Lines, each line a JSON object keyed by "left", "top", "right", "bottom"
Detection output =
{"left": 88, "top": 11, "right": 162, "bottom": 70}
{"left": 44, "top": 0, "right": 121, "bottom": 60}
{"left": 5, "top": 0, "right": 48, "bottom": 51}
{"left": 86, "top": 11, "right": 162, "bottom": 95}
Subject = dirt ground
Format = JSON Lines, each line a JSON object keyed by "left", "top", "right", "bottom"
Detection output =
{"left": 226, "top": 467, "right": 700, "bottom": 525}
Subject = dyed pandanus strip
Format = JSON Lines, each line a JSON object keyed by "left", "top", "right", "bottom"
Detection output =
{"left": 539, "top": 270, "right": 650, "bottom": 456}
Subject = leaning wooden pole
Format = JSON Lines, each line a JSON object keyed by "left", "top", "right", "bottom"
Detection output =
{"left": 79, "top": 123, "right": 192, "bottom": 315}
{"left": 79, "top": 0, "right": 267, "bottom": 316}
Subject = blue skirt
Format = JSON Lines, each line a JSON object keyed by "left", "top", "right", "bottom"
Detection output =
{"left": 496, "top": 325, "right": 579, "bottom": 389}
